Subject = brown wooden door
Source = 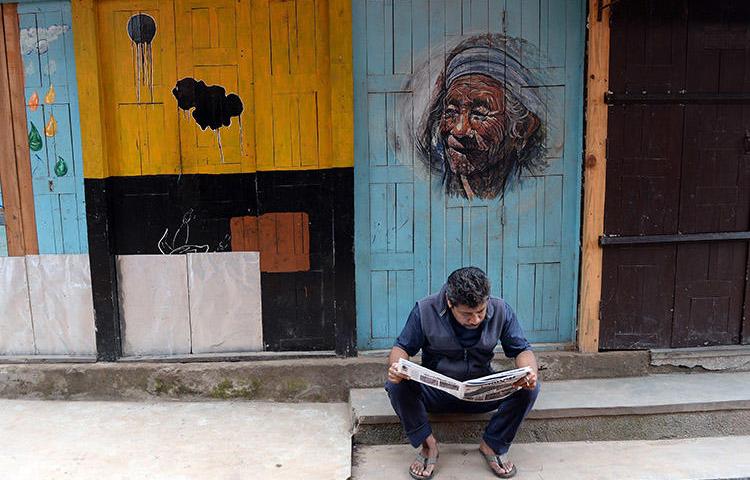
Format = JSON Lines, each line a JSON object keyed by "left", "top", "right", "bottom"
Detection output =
{"left": 600, "top": 0, "right": 750, "bottom": 349}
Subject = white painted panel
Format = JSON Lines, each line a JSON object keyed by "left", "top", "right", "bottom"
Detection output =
{"left": 0, "top": 257, "right": 35, "bottom": 355}
{"left": 26, "top": 255, "right": 96, "bottom": 355}
{"left": 118, "top": 255, "right": 191, "bottom": 356}
{"left": 188, "top": 252, "right": 263, "bottom": 353}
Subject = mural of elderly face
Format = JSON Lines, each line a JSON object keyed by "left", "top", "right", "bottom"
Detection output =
{"left": 419, "top": 35, "right": 546, "bottom": 199}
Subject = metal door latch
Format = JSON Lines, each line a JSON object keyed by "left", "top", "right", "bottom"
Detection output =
{"left": 744, "top": 130, "right": 750, "bottom": 154}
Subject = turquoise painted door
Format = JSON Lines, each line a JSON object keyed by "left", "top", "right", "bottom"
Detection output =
{"left": 18, "top": 1, "right": 88, "bottom": 254}
{"left": 354, "top": 0, "right": 584, "bottom": 349}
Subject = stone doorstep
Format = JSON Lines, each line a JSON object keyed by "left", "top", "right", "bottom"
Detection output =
{"left": 650, "top": 345, "right": 750, "bottom": 371}
{"left": 351, "top": 372, "right": 750, "bottom": 444}
{"left": 351, "top": 438, "right": 750, "bottom": 480}
{"left": 352, "top": 371, "right": 750, "bottom": 426}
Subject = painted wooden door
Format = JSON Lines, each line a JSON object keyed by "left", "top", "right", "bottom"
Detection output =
{"left": 354, "top": 0, "right": 585, "bottom": 349}
{"left": 18, "top": 1, "right": 87, "bottom": 254}
{"left": 601, "top": 0, "right": 750, "bottom": 349}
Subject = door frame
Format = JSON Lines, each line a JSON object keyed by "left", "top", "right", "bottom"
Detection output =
{"left": 0, "top": 3, "right": 37, "bottom": 256}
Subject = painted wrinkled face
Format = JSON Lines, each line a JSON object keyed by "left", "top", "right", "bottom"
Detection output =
{"left": 439, "top": 74, "right": 507, "bottom": 176}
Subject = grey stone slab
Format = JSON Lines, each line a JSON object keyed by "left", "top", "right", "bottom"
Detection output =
{"left": 0, "top": 257, "right": 35, "bottom": 355}
{"left": 352, "top": 438, "right": 750, "bottom": 480}
{"left": 651, "top": 345, "right": 750, "bottom": 371}
{"left": 118, "top": 255, "right": 191, "bottom": 356}
{"left": 188, "top": 252, "right": 263, "bottom": 354}
{"left": 0, "top": 399, "right": 351, "bottom": 479}
{"left": 26, "top": 255, "right": 96, "bottom": 355}
{"left": 352, "top": 372, "right": 750, "bottom": 426}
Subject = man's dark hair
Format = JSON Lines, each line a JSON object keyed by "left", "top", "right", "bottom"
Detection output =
{"left": 445, "top": 267, "right": 491, "bottom": 308}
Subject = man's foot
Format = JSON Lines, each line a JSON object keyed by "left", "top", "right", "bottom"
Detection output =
{"left": 479, "top": 440, "right": 516, "bottom": 478}
{"left": 409, "top": 435, "right": 438, "bottom": 479}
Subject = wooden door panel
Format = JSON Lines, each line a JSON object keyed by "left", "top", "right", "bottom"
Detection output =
{"left": 673, "top": 242, "right": 746, "bottom": 347}
{"left": 18, "top": 2, "right": 87, "bottom": 253}
{"left": 355, "top": 0, "right": 584, "bottom": 348}
{"left": 600, "top": 245, "right": 676, "bottom": 349}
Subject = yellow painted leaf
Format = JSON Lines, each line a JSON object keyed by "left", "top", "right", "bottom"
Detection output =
{"left": 29, "top": 91, "right": 40, "bottom": 111}
{"left": 44, "top": 84, "right": 56, "bottom": 104}
{"left": 45, "top": 114, "right": 57, "bottom": 137}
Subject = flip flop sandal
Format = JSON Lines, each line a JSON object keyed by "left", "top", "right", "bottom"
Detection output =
{"left": 409, "top": 452, "right": 438, "bottom": 480}
{"left": 481, "top": 451, "right": 517, "bottom": 478}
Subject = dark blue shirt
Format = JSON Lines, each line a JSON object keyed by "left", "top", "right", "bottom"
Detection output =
{"left": 395, "top": 301, "right": 531, "bottom": 358}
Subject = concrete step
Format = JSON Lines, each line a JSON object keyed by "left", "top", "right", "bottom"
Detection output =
{"left": 351, "top": 372, "right": 750, "bottom": 445}
{"left": 352, "top": 437, "right": 750, "bottom": 480}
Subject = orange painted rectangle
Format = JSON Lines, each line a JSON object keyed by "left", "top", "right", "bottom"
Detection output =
{"left": 230, "top": 212, "right": 309, "bottom": 272}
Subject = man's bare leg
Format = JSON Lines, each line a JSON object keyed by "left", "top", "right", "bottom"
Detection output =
{"left": 410, "top": 434, "right": 439, "bottom": 478}
{"left": 479, "top": 439, "right": 514, "bottom": 476}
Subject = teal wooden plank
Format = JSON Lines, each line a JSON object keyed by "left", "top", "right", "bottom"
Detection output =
{"left": 59, "top": 193, "right": 80, "bottom": 252}
{"left": 353, "top": 0, "right": 374, "bottom": 349}
{"left": 387, "top": 270, "right": 398, "bottom": 337}
{"left": 392, "top": 92, "right": 413, "bottom": 166}
{"left": 366, "top": 0, "right": 386, "bottom": 75}
{"left": 0, "top": 227, "right": 7, "bottom": 257}
{"left": 469, "top": 206, "right": 487, "bottom": 271}
{"left": 516, "top": 263, "right": 534, "bottom": 333}
{"left": 467, "top": 0, "right": 489, "bottom": 34}
{"left": 371, "top": 271, "right": 390, "bottom": 338}
{"left": 385, "top": 93, "right": 397, "bottom": 165}
{"left": 543, "top": 175, "right": 563, "bottom": 246}
{"left": 533, "top": 262, "right": 543, "bottom": 330}
{"left": 542, "top": 263, "right": 560, "bottom": 332}
{"left": 384, "top": 0, "right": 394, "bottom": 74}
{"left": 547, "top": 0, "right": 566, "bottom": 67}
{"left": 504, "top": 0, "right": 521, "bottom": 37}
{"left": 411, "top": 0, "right": 429, "bottom": 69}
{"left": 367, "top": 94, "right": 387, "bottom": 165}
{"left": 386, "top": 183, "right": 396, "bottom": 252}
{"left": 396, "top": 183, "right": 414, "bottom": 253}
{"left": 445, "top": 207, "right": 463, "bottom": 275}
{"left": 521, "top": 0, "right": 541, "bottom": 68}
{"left": 488, "top": 0, "right": 505, "bottom": 34}
{"left": 393, "top": 0, "right": 412, "bottom": 74}
{"left": 369, "top": 184, "right": 388, "bottom": 252}
{"left": 445, "top": 0, "right": 462, "bottom": 37}
{"left": 518, "top": 177, "right": 537, "bottom": 248}
{"left": 395, "top": 270, "right": 415, "bottom": 335}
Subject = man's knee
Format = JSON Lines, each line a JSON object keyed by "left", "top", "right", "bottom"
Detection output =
{"left": 515, "top": 381, "right": 541, "bottom": 407}
{"left": 385, "top": 379, "right": 418, "bottom": 400}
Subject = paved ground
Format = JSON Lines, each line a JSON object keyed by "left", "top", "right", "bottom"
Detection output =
{"left": 353, "top": 437, "right": 750, "bottom": 479}
{"left": 0, "top": 399, "right": 351, "bottom": 480}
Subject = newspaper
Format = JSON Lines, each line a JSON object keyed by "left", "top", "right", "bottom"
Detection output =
{"left": 396, "top": 358, "right": 531, "bottom": 402}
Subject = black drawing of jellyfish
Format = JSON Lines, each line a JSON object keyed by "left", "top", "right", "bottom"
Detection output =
{"left": 127, "top": 13, "right": 156, "bottom": 102}
{"left": 172, "top": 77, "right": 244, "bottom": 163}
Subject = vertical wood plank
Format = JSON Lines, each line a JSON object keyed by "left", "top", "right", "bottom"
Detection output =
{"left": 71, "top": 0, "right": 108, "bottom": 179}
{"left": 578, "top": 0, "right": 609, "bottom": 352}
{"left": 4, "top": 4, "right": 38, "bottom": 255}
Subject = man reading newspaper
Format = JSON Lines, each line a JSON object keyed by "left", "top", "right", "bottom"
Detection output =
{"left": 386, "top": 267, "right": 539, "bottom": 479}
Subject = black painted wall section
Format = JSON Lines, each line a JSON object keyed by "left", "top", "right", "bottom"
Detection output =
{"left": 84, "top": 180, "right": 122, "bottom": 361}
{"left": 83, "top": 168, "right": 356, "bottom": 356}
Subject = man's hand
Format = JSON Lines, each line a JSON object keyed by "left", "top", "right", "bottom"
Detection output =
{"left": 512, "top": 349, "right": 539, "bottom": 390}
{"left": 387, "top": 346, "right": 411, "bottom": 383}
{"left": 512, "top": 369, "right": 537, "bottom": 390}
{"left": 387, "top": 362, "right": 410, "bottom": 384}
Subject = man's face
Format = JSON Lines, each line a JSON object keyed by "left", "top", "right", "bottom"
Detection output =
{"left": 439, "top": 74, "right": 507, "bottom": 176}
{"left": 447, "top": 296, "right": 488, "bottom": 329}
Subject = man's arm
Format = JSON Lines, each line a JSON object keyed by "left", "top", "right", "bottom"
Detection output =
{"left": 513, "top": 349, "right": 538, "bottom": 390}
{"left": 386, "top": 346, "right": 411, "bottom": 384}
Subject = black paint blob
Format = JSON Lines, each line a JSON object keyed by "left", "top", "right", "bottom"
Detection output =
{"left": 172, "top": 77, "right": 244, "bottom": 131}
{"left": 127, "top": 14, "right": 156, "bottom": 45}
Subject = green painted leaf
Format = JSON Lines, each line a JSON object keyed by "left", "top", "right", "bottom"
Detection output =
{"left": 28, "top": 122, "right": 42, "bottom": 151}
{"left": 54, "top": 156, "right": 68, "bottom": 177}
